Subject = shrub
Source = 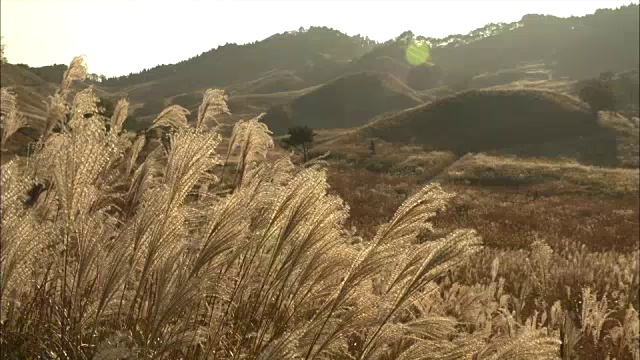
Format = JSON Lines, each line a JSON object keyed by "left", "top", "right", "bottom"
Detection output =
{"left": 577, "top": 78, "right": 617, "bottom": 114}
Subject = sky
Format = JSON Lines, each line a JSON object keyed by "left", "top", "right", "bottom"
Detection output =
{"left": 1, "top": 0, "right": 637, "bottom": 77}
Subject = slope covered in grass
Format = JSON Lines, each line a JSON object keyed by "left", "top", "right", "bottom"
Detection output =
{"left": 100, "top": 27, "right": 375, "bottom": 92}
{"left": 1, "top": 63, "right": 49, "bottom": 87}
{"left": 442, "top": 154, "right": 639, "bottom": 197}
{"left": 351, "top": 89, "right": 622, "bottom": 165}
{"left": 262, "top": 71, "right": 423, "bottom": 134}
{"left": 5, "top": 5, "right": 636, "bottom": 114}
{"left": 0, "top": 63, "right": 56, "bottom": 115}
{"left": 226, "top": 70, "right": 306, "bottom": 95}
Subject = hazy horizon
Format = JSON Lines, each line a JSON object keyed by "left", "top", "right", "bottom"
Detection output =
{"left": 1, "top": 0, "right": 637, "bottom": 77}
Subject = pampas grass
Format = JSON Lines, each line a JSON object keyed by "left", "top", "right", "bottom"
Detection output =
{"left": 0, "top": 88, "right": 27, "bottom": 148}
{"left": 1, "top": 55, "right": 638, "bottom": 360}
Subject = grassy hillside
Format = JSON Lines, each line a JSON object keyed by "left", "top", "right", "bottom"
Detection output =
{"left": 347, "top": 88, "right": 624, "bottom": 165}
{"left": 3, "top": 5, "right": 637, "bottom": 140}
{"left": 467, "top": 63, "right": 552, "bottom": 88}
{"left": 6, "top": 5, "right": 631, "bottom": 114}
{"left": 2, "top": 50, "right": 639, "bottom": 359}
{"left": 100, "top": 27, "right": 375, "bottom": 95}
{"left": 262, "top": 71, "right": 423, "bottom": 134}
{"left": 0, "top": 63, "right": 58, "bottom": 116}
{"left": 226, "top": 70, "right": 306, "bottom": 95}
{"left": 442, "top": 153, "right": 639, "bottom": 197}
{"left": 1, "top": 63, "right": 49, "bottom": 87}
{"left": 226, "top": 85, "right": 321, "bottom": 113}
{"left": 353, "top": 5, "right": 638, "bottom": 91}
{"left": 351, "top": 55, "right": 411, "bottom": 80}
{"left": 436, "top": 5, "right": 639, "bottom": 80}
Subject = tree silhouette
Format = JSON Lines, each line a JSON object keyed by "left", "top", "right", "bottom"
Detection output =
{"left": 577, "top": 78, "right": 616, "bottom": 115}
{"left": 611, "top": 70, "right": 639, "bottom": 112}
{"left": 1, "top": 37, "right": 7, "bottom": 64}
{"left": 284, "top": 125, "right": 315, "bottom": 162}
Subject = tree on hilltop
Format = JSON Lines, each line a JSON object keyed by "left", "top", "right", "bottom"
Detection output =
{"left": 577, "top": 77, "right": 616, "bottom": 115}
{"left": 1, "top": 37, "right": 7, "bottom": 64}
{"left": 284, "top": 125, "right": 315, "bottom": 162}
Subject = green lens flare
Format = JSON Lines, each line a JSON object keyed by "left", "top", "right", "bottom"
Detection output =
{"left": 405, "top": 41, "right": 430, "bottom": 66}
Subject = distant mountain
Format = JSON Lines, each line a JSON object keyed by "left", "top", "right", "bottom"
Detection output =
{"left": 101, "top": 27, "right": 376, "bottom": 99}
{"left": 354, "top": 4, "right": 638, "bottom": 88}
{"left": 432, "top": 5, "right": 639, "bottom": 80}
{"left": 1, "top": 63, "right": 118, "bottom": 120}
{"left": 261, "top": 71, "right": 423, "bottom": 134}
{"left": 4, "top": 4, "right": 638, "bottom": 127}
{"left": 13, "top": 63, "right": 68, "bottom": 84}
{"left": 119, "top": 3, "right": 637, "bottom": 107}
{"left": 1, "top": 63, "right": 48, "bottom": 87}
{"left": 1, "top": 63, "right": 58, "bottom": 116}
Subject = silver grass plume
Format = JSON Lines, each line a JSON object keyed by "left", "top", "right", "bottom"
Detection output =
{"left": 617, "top": 306, "right": 640, "bottom": 359}
{"left": 109, "top": 98, "right": 130, "bottom": 135}
{"left": 40, "top": 56, "right": 87, "bottom": 139}
{"left": 395, "top": 335, "right": 486, "bottom": 360}
{"left": 129, "top": 128, "right": 220, "bottom": 270}
{"left": 475, "top": 325, "right": 561, "bottom": 359}
{"left": 224, "top": 114, "right": 273, "bottom": 162}
{"left": 581, "top": 287, "right": 615, "bottom": 343}
{"left": 359, "top": 229, "right": 482, "bottom": 359}
{"left": 0, "top": 161, "right": 44, "bottom": 306}
{"left": 150, "top": 105, "right": 190, "bottom": 131}
{"left": 197, "top": 88, "right": 230, "bottom": 129}
{"left": 61, "top": 55, "right": 88, "bottom": 91}
{"left": 163, "top": 128, "right": 221, "bottom": 207}
{"left": 304, "top": 183, "right": 469, "bottom": 359}
{"left": 70, "top": 85, "right": 99, "bottom": 122}
{"left": 52, "top": 116, "right": 121, "bottom": 223}
{"left": 231, "top": 114, "right": 274, "bottom": 185}
{"left": 0, "top": 87, "right": 27, "bottom": 147}
{"left": 126, "top": 134, "right": 146, "bottom": 176}
{"left": 42, "top": 92, "right": 68, "bottom": 138}
{"left": 335, "top": 183, "right": 457, "bottom": 298}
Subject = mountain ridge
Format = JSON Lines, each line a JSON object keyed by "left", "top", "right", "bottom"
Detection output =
{"left": 3, "top": 4, "right": 638, "bottom": 125}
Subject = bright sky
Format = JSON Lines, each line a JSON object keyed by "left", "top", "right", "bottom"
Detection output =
{"left": 1, "top": 0, "right": 636, "bottom": 77}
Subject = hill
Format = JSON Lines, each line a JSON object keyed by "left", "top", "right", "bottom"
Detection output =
{"left": 0, "top": 63, "right": 57, "bottom": 116}
{"left": 0, "top": 63, "right": 133, "bottom": 156}
{"left": 354, "top": 4, "right": 638, "bottom": 90}
{"left": 226, "top": 70, "right": 305, "bottom": 95}
{"left": 3, "top": 4, "right": 637, "bottom": 129}
{"left": 261, "top": 71, "right": 424, "bottom": 134}
{"left": 346, "top": 88, "right": 623, "bottom": 166}
{"left": 438, "top": 5, "right": 639, "bottom": 80}
{"left": 77, "top": 4, "right": 634, "bottom": 107}
{"left": 100, "top": 27, "right": 376, "bottom": 100}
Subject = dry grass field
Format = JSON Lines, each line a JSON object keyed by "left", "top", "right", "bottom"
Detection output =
{"left": 1, "top": 53, "right": 638, "bottom": 360}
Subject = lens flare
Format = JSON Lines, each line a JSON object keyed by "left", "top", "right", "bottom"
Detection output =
{"left": 405, "top": 40, "right": 431, "bottom": 66}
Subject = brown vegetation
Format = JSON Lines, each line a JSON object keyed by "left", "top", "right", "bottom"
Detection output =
{"left": 343, "top": 88, "right": 631, "bottom": 166}
{"left": 262, "top": 72, "right": 423, "bottom": 135}
{"left": 4, "top": 56, "right": 638, "bottom": 359}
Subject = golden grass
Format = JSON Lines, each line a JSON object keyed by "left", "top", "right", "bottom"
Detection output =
{"left": 1, "top": 55, "right": 638, "bottom": 360}
{"left": 330, "top": 88, "right": 629, "bottom": 166}
{"left": 443, "top": 154, "right": 639, "bottom": 198}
